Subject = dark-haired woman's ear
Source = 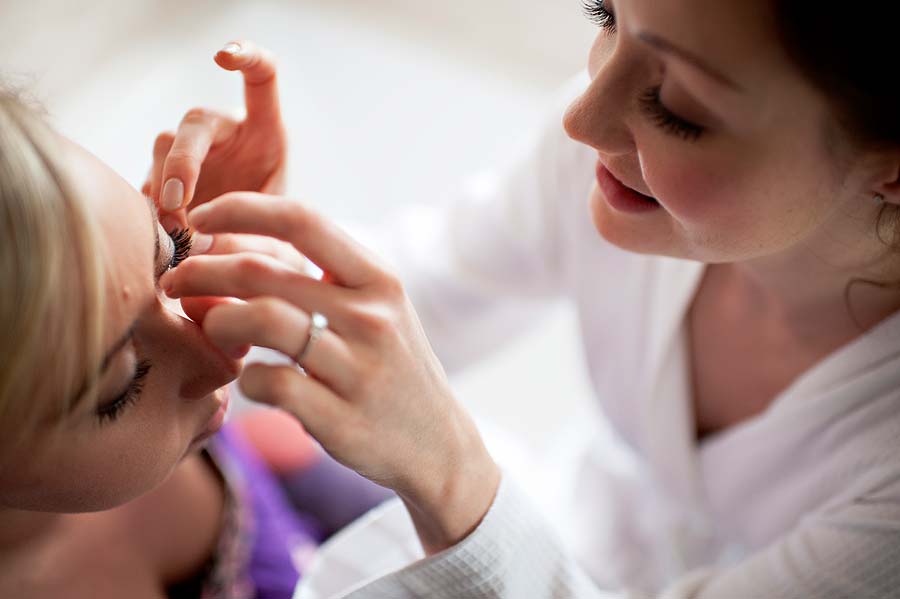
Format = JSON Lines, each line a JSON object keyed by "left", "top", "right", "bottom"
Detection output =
{"left": 869, "top": 155, "right": 900, "bottom": 206}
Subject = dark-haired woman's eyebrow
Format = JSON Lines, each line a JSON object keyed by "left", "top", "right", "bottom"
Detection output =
{"left": 637, "top": 31, "right": 744, "bottom": 93}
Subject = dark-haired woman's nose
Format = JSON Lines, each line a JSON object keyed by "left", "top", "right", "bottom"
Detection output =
{"left": 564, "top": 40, "right": 638, "bottom": 157}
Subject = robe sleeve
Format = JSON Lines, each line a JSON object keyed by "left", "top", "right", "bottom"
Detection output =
{"left": 338, "top": 473, "right": 900, "bottom": 599}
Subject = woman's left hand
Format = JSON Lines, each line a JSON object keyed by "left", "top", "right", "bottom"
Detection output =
{"left": 144, "top": 40, "right": 287, "bottom": 231}
{"left": 159, "top": 193, "right": 500, "bottom": 555}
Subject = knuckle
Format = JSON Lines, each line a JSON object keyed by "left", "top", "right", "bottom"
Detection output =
{"left": 153, "top": 132, "right": 174, "bottom": 153}
{"left": 344, "top": 368, "right": 376, "bottom": 401}
{"left": 378, "top": 272, "right": 406, "bottom": 301}
{"left": 218, "top": 191, "right": 247, "bottom": 210}
{"left": 163, "top": 159, "right": 198, "bottom": 184}
{"left": 261, "top": 368, "right": 298, "bottom": 403}
{"left": 283, "top": 202, "right": 318, "bottom": 237}
{"left": 181, "top": 107, "right": 213, "bottom": 125}
{"left": 347, "top": 302, "right": 394, "bottom": 338}
{"left": 250, "top": 297, "right": 287, "bottom": 332}
{"left": 234, "top": 253, "right": 275, "bottom": 282}
{"left": 165, "top": 149, "right": 199, "bottom": 170}
{"left": 205, "top": 233, "right": 233, "bottom": 254}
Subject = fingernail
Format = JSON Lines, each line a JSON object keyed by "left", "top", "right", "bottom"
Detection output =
{"left": 191, "top": 233, "right": 214, "bottom": 255}
{"left": 159, "top": 271, "right": 176, "bottom": 296}
{"left": 220, "top": 42, "right": 242, "bottom": 56}
{"left": 161, "top": 178, "right": 184, "bottom": 212}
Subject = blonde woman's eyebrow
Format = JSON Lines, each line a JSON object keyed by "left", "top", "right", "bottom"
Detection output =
{"left": 64, "top": 324, "right": 135, "bottom": 415}
{"left": 100, "top": 325, "right": 136, "bottom": 372}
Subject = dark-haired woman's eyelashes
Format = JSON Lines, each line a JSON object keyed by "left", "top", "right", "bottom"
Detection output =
{"left": 580, "top": 2, "right": 704, "bottom": 141}
{"left": 96, "top": 360, "right": 151, "bottom": 425}
{"left": 168, "top": 229, "right": 193, "bottom": 270}
{"left": 583, "top": 0, "right": 616, "bottom": 31}
{"left": 639, "top": 87, "right": 706, "bottom": 142}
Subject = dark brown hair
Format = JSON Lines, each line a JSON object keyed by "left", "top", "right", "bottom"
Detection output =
{"left": 776, "top": 2, "right": 900, "bottom": 317}
{"left": 776, "top": 2, "right": 900, "bottom": 248}
{"left": 776, "top": 3, "right": 900, "bottom": 147}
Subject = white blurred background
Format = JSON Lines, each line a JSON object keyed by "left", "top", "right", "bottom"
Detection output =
{"left": 2, "top": 0, "right": 601, "bottom": 450}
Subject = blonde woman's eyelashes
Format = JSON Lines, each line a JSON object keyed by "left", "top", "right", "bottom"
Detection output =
{"left": 95, "top": 360, "right": 151, "bottom": 425}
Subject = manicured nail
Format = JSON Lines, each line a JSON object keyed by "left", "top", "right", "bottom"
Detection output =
{"left": 161, "top": 178, "right": 184, "bottom": 212}
{"left": 191, "top": 233, "right": 214, "bottom": 255}
{"left": 220, "top": 42, "right": 242, "bottom": 56}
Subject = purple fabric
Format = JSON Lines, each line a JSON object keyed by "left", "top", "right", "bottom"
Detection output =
{"left": 211, "top": 425, "right": 324, "bottom": 599}
{"left": 279, "top": 453, "right": 395, "bottom": 539}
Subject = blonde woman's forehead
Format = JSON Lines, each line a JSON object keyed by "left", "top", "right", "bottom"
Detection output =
{"left": 58, "top": 136, "right": 157, "bottom": 346}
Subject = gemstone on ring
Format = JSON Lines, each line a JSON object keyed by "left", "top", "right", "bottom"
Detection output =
{"left": 310, "top": 312, "right": 328, "bottom": 330}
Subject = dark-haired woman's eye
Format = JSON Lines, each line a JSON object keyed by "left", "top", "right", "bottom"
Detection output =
{"left": 639, "top": 87, "right": 706, "bottom": 142}
{"left": 167, "top": 229, "right": 193, "bottom": 270}
{"left": 583, "top": 0, "right": 616, "bottom": 31}
{"left": 96, "top": 360, "right": 151, "bottom": 425}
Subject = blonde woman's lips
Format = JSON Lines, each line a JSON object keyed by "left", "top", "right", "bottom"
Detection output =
{"left": 191, "top": 390, "right": 230, "bottom": 445}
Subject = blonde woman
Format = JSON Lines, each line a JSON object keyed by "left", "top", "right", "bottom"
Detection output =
{"left": 0, "top": 46, "right": 392, "bottom": 598}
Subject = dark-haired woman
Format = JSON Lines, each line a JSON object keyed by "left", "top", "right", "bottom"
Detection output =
{"left": 153, "top": 1, "right": 900, "bottom": 596}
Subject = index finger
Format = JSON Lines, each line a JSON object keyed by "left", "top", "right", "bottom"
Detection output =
{"left": 189, "top": 193, "right": 383, "bottom": 289}
{"left": 214, "top": 40, "right": 281, "bottom": 127}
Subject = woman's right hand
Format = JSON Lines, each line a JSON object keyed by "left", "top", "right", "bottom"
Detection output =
{"left": 160, "top": 193, "right": 501, "bottom": 556}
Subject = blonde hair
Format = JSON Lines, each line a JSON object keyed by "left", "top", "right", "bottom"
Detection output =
{"left": 0, "top": 90, "right": 106, "bottom": 442}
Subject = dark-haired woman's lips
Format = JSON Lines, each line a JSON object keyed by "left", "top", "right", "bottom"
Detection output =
{"left": 596, "top": 162, "right": 662, "bottom": 214}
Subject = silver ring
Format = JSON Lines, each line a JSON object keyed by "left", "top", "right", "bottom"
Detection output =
{"left": 296, "top": 312, "right": 329, "bottom": 367}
